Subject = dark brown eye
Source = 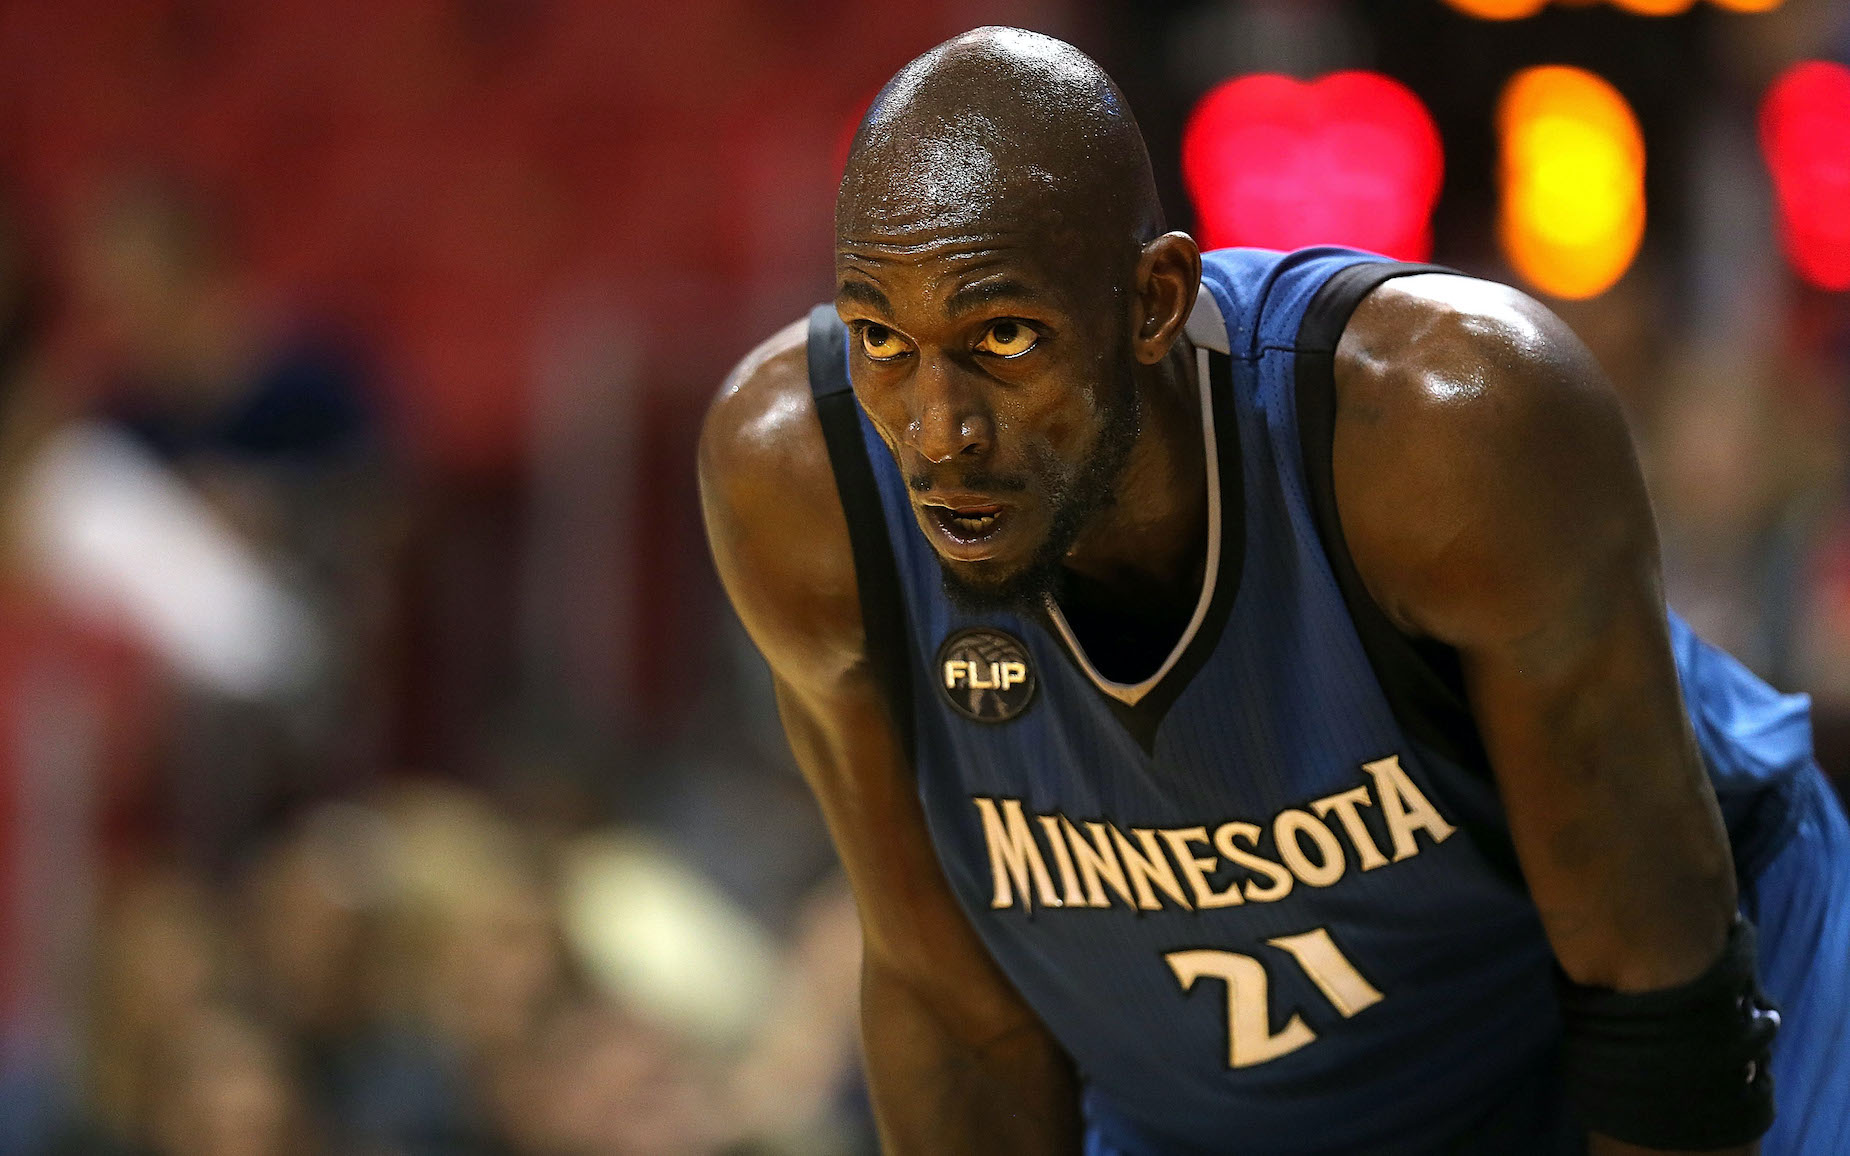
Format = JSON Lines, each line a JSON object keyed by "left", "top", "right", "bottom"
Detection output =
{"left": 860, "top": 324, "right": 909, "bottom": 361}
{"left": 976, "top": 320, "right": 1037, "bottom": 357}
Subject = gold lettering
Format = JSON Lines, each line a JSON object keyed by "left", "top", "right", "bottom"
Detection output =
{"left": 1110, "top": 826, "right": 1193, "bottom": 910}
{"left": 1038, "top": 815, "right": 1087, "bottom": 907}
{"left": 1266, "top": 928, "right": 1384, "bottom": 1018}
{"left": 1362, "top": 755, "right": 1457, "bottom": 861}
{"left": 991, "top": 757, "right": 1449, "bottom": 918}
{"left": 1311, "top": 786, "right": 1389, "bottom": 871}
{"left": 969, "top": 662, "right": 997, "bottom": 689}
{"left": 1273, "top": 809, "right": 1346, "bottom": 888}
{"left": 1000, "top": 661, "right": 1027, "bottom": 689}
{"left": 943, "top": 660, "right": 966, "bottom": 688}
{"left": 1159, "top": 826, "right": 1242, "bottom": 908}
{"left": 974, "top": 797, "right": 1060, "bottom": 911}
{"left": 1065, "top": 820, "right": 1136, "bottom": 909}
{"left": 1213, "top": 821, "right": 1295, "bottom": 903}
{"left": 1166, "top": 949, "right": 1317, "bottom": 1068}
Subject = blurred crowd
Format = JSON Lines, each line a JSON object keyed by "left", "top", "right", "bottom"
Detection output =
{"left": 39, "top": 788, "right": 864, "bottom": 1156}
{"left": 0, "top": 1, "right": 1843, "bottom": 1155}
{"left": 0, "top": 180, "right": 868, "bottom": 1154}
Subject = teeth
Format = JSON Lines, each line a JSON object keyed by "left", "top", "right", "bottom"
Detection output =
{"left": 934, "top": 507, "right": 1001, "bottom": 539}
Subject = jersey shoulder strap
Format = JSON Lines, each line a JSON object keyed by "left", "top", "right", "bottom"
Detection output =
{"left": 805, "top": 304, "right": 915, "bottom": 755}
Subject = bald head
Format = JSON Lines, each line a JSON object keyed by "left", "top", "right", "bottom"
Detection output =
{"left": 837, "top": 28, "right": 1163, "bottom": 259}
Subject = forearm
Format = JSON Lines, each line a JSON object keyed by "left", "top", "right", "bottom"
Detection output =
{"left": 861, "top": 957, "right": 1082, "bottom": 1155}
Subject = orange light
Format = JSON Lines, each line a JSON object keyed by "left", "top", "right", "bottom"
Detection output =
{"left": 1498, "top": 66, "right": 1645, "bottom": 299}
{"left": 1442, "top": 0, "right": 1550, "bottom": 18}
{"left": 1447, "top": 0, "right": 1779, "bottom": 14}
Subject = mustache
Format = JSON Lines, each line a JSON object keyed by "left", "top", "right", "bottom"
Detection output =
{"left": 909, "top": 472, "right": 1030, "bottom": 494}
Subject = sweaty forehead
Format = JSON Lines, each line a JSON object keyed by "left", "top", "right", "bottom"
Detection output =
{"left": 839, "top": 105, "right": 1092, "bottom": 234}
{"left": 836, "top": 127, "right": 1128, "bottom": 305}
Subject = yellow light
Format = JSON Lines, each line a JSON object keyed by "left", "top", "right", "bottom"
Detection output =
{"left": 1513, "top": 116, "right": 1635, "bottom": 246}
{"left": 1610, "top": 0, "right": 1696, "bottom": 13}
{"left": 1498, "top": 66, "right": 1645, "bottom": 299}
{"left": 1710, "top": 0, "right": 1784, "bottom": 10}
{"left": 1441, "top": 0, "right": 1551, "bottom": 18}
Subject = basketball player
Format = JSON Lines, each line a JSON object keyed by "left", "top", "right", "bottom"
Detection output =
{"left": 699, "top": 27, "right": 1850, "bottom": 1155}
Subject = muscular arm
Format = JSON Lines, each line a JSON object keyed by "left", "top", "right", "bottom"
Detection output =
{"left": 698, "top": 322, "right": 1081, "bottom": 1154}
{"left": 1334, "top": 277, "right": 1748, "bottom": 1156}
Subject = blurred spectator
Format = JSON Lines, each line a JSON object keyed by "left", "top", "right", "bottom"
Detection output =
{"left": 487, "top": 1000, "right": 727, "bottom": 1156}
{"left": 240, "top": 803, "right": 393, "bottom": 1130}
{"left": 69, "top": 177, "right": 371, "bottom": 473}
{"left": 41, "top": 175, "right": 406, "bottom": 872}
{"left": 48, "top": 873, "right": 313, "bottom": 1156}
{"left": 307, "top": 784, "right": 558, "bottom": 1156}
{"left": 144, "top": 1007, "right": 316, "bottom": 1156}
{"left": 724, "top": 881, "right": 868, "bottom": 1156}
{"left": 48, "top": 868, "right": 234, "bottom": 1154}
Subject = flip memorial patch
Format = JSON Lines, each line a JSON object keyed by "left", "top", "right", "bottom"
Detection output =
{"left": 937, "top": 627, "right": 1037, "bottom": 723}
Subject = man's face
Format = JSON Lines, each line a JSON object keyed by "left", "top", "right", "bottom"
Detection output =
{"left": 836, "top": 226, "right": 1139, "bottom": 612}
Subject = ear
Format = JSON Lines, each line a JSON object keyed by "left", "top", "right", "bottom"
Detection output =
{"left": 1130, "top": 232, "right": 1202, "bottom": 366}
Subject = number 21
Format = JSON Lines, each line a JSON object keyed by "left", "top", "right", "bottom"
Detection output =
{"left": 1166, "top": 927, "right": 1383, "bottom": 1068}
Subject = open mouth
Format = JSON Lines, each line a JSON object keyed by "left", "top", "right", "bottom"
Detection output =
{"left": 927, "top": 503, "right": 1007, "bottom": 545}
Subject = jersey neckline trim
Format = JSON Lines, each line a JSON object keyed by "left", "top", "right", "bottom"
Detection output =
{"left": 1041, "top": 290, "right": 1232, "bottom": 709}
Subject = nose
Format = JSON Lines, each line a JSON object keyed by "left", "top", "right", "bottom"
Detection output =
{"left": 910, "top": 356, "right": 993, "bottom": 464}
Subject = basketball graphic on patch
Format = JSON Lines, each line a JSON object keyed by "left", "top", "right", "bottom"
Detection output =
{"left": 936, "top": 628, "right": 1036, "bottom": 723}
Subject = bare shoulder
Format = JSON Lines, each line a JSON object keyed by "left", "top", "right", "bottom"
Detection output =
{"left": 698, "top": 317, "right": 865, "bottom": 691}
{"left": 1334, "top": 273, "right": 1620, "bottom": 438}
{"left": 1329, "top": 273, "right": 1652, "bottom": 647}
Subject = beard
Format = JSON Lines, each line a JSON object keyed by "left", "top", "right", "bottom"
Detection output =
{"left": 936, "top": 374, "right": 1142, "bottom": 617}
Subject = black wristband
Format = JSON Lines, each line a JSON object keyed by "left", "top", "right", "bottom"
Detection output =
{"left": 1556, "top": 917, "right": 1780, "bottom": 1150}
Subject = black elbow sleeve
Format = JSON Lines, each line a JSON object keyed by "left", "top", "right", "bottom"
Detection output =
{"left": 1555, "top": 916, "right": 1780, "bottom": 1150}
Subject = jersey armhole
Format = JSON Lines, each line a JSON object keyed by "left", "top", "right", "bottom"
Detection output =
{"left": 1293, "top": 263, "right": 1489, "bottom": 776}
{"left": 805, "top": 305, "right": 917, "bottom": 759}
{"left": 1295, "top": 264, "right": 1526, "bottom": 887}
{"left": 1297, "top": 265, "right": 1543, "bottom": 846}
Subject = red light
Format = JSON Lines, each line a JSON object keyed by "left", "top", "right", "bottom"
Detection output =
{"left": 1182, "top": 72, "right": 1444, "bottom": 260}
{"left": 1761, "top": 61, "right": 1850, "bottom": 291}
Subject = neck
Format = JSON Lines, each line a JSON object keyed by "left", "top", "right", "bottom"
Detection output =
{"left": 1058, "top": 337, "right": 1209, "bottom": 616}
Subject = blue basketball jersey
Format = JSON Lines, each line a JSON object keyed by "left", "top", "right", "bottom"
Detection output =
{"left": 810, "top": 247, "right": 1817, "bottom": 1154}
